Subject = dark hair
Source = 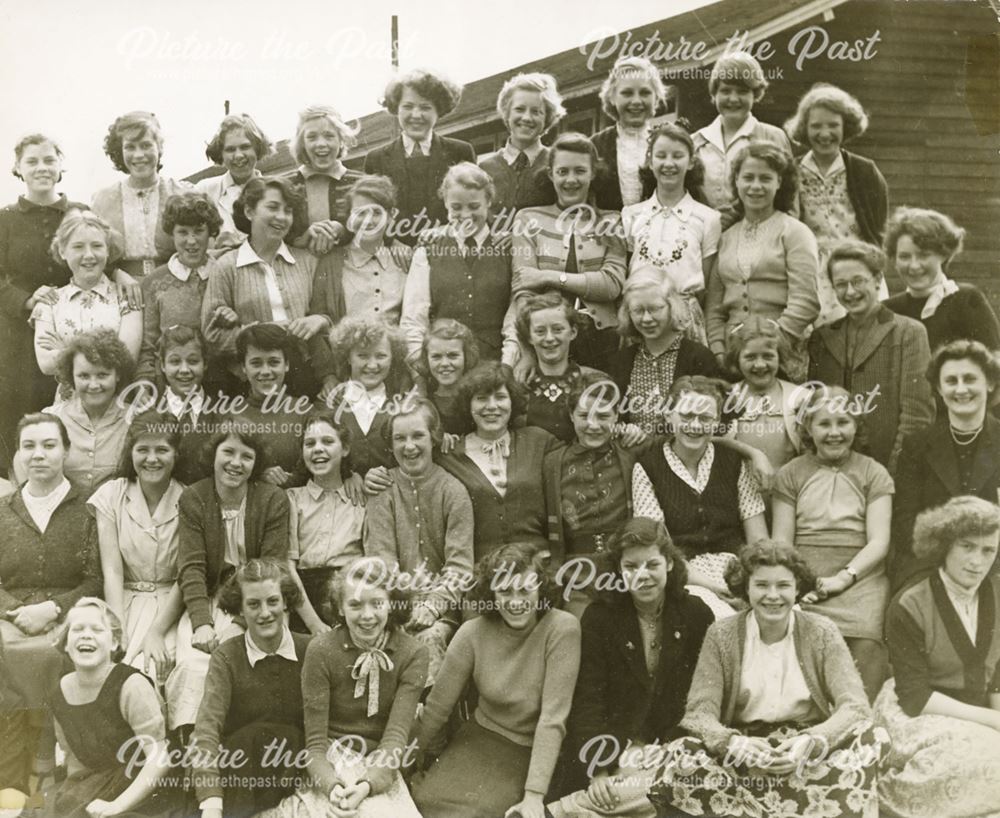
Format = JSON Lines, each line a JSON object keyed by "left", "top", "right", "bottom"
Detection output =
{"left": 668, "top": 375, "right": 729, "bottom": 420}
{"left": 332, "top": 556, "right": 411, "bottom": 629}
{"left": 204, "top": 114, "right": 272, "bottom": 165}
{"left": 117, "top": 412, "right": 181, "bottom": 481}
{"left": 349, "top": 174, "right": 398, "bottom": 212}
{"left": 598, "top": 517, "right": 688, "bottom": 601}
{"left": 205, "top": 423, "right": 269, "bottom": 482}
{"left": 784, "top": 83, "right": 869, "bottom": 147}
{"left": 724, "top": 539, "right": 816, "bottom": 601}
{"left": 912, "top": 496, "right": 1000, "bottom": 566}
{"left": 385, "top": 397, "right": 444, "bottom": 452}
{"left": 12, "top": 133, "right": 64, "bottom": 182}
{"left": 103, "top": 111, "right": 163, "bottom": 175}
{"left": 926, "top": 339, "right": 1000, "bottom": 395}
{"left": 161, "top": 191, "right": 224, "bottom": 238}
{"left": 17, "top": 412, "right": 70, "bottom": 450}
{"left": 301, "top": 409, "right": 353, "bottom": 481}
{"left": 157, "top": 325, "right": 206, "bottom": 363}
{"left": 730, "top": 142, "right": 798, "bottom": 217}
{"left": 236, "top": 323, "right": 294, "bottom": 365}
{"left": 514, "top": 290, "right": 580, "bottom": 349}
{"left": 418, "top": 319, "right": 480, "bottom": 391}
{"left": 547, "top": 131, "right": 600, "bottom": 173}
{"left": 218, "top": 558, "right": 301, "bottom": 616}
{"left": 466, "top": 542, "right": 561, "bottom": 621}
{"left": 380, "top": 69, "right": 463, "bottom": 118}
{"left": 232, "top": 176, "right": 307, "bottom": 240}
{"left": 824, "top": 238, "right": 886, "bottom": 284}
{"left": 457, "top": 361, "right": 527, "bottom": 430}
{"left": 884, "top": 206, "right": 965, "bottom": 266}
{"left": 54, "top": 329, "right": 135, "bottom": 394}
{"left": 567, "top": 371, "right": 621, "bottom": 414}
{"left": 639, "top": 120, "right": 706, "bottom": 199}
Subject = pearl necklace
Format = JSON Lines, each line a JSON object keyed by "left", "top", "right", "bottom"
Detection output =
{"left": 950, "top": 423, "right": 984, "bottom": 446}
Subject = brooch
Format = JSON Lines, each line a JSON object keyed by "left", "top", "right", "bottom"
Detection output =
{"left": 625, "top": 641, "right": 636, "bottom": 651}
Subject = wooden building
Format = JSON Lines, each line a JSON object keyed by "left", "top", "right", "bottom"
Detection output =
{"left": 187, "top": 0, "right": 1000, "bottom": 300}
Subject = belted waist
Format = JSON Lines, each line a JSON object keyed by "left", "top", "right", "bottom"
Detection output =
{"left": 124, "top": 580, "right": 174, "bottom": 593}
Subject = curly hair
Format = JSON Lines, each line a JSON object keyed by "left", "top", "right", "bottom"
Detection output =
{"left": 596, "top": 517, "right": 689, "bottom": 602}
{"left": 55, "top": 329, "right": 135, "bottom": 394}
{"left": 598, "top": 56, "right": 667, "bottom": 121}
{"left": 218, "top": 558, "right": 302, "bottom": 617}
{"left": 333, "top": 556, "right": 411, "bottom": 629}
{"left": 784, "top": 83, "right": 869, "bottom": 147}
{"left": 617, "top": 271, "right": 690, "bottom": 344}
{"left": 913, "top": 496, "right": 1000, "bottom": 566}
{"left": 50, "top": 210, "right": 124, "bottom": 267}
{"left": 12, "top": 133, "right": 63, "bottom": 181}
{"left": 16, "top": 412, "right": 70, "bottom": 450}
{"left": 203, "top": 422, "right": 269, "bottom": 483}
{"left": 204, "top": 113, "right": 272, "bottom": 165}
{"left": 103, "top": 111, "right": 163, "bottom": 175}
{"left": 639, "top": 120, "right": 705, "bottom": 199}
{"left": 327, "top": 314, "right": 411, "bottom": 396}
{"left": 884, "top": 206, "right": 965, "bottom": 267}
{"left": 724, "top": 539, "right": 816, "bottom": 601}
{"left": 292, "top": 105, "right": 359, "bottom": 165}
{"left": 438, "top": 161, "right": 495, "bottom": 206}
{"left": 116, "top": 411, "right": 181, "bottom": 481}
{"left": 824, "top": 238, "right": 886, "bottom": 284}
{"left": 723, "top": 314, "right": 790, "bottom": 376}
{"left": 418, "top": 319, "right": 479, "bottom": 390}
{"left": 730, "top": 142, "right": 798, "bottom": 217}
{"left": 926, "top": 338, "right": 1000, "bottom": 394}
{"left": 496, "top": 72, "right": 566, "bottom": 133}
{"left": 381, "top": 69, "right": 463, "bottom": 118}
{"left": 514, "top": 290, "right": 579, "bottom": 349}
{"left": 55, "top": 597, "right": 126, "bottom": 662}
{"left": 466, "top": 542, "right": 561, "bottom": 621}
{"left": 232, "top": 176, "right": 307, "bottom": 240}
{"left": 161, "top": 191, "right": 223, "bottom": 237}
{"left": 456, "top": 361, "right": 527, "bottom": 430}
{"left": 709, "top": 52, "right": 768, "bottom": 101}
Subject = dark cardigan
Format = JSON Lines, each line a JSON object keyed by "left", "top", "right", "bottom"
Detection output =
{"left": 588, "top": 126, "right": 656, "bottom": 212}
{"left": 177, "top": 478, "right": 290, "bottom": 629}
{"left": 884, "top": 282, "right": 1000, "bottom": 354}
{"left": 561, "top": 590, "right": 713, "bottom": 792}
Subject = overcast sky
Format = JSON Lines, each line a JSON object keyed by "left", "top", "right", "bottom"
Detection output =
{"left": 0, "top": 0, "right": 715, "bottom": 203}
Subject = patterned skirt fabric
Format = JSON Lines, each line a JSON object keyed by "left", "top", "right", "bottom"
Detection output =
{"left": 873, "top": 679, "right": 1000, "bottom": 818}
{"left": 648, "top": 721, "right": 885, "bottom": 818}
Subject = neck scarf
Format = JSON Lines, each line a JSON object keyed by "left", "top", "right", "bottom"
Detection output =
{"left": 351, "top": 631, "right": 394, "bottom": 717}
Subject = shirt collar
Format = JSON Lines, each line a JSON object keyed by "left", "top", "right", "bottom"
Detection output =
{"left": 165, "top": 386, "right": 205, "bottom": 419}
{"left": 640, "top": 334, "right": 683, "bottom": 359}
{"left": 66, "top": 275, "right": 115, "bottom": 302}
{"left": 305, "top": 478, "right": 349, "bottom": 502}
{"left": 347, "top": 242, "right": 391, "bottom": 270}
{"left": 167, "top": 254, "right": 212, "bottom": 282}
{"left": 402, "top": 132, "right": 433, "bottom": 157}
{"left": 703, "top": 113, "right": 759, "bottom": 152}
{"left": 644, "top": 191, "right": 696, "bottom": 223}
{"left": 65, "top": 393, "right": 127, "bottom": 429}
{"left": 938, "top": 567, "right": 979, "bottom": 607}
{"left": 245, "top": 626, "right": 298, "bottom": 667}
{"left": 299, "top": 162, "right": 348, "bottom": 181}
{"left": 800, "top": 150, "right": 846, "bottom": 179}
{"left": 17, "top": 194, "right": 70, "bottom": 213}
{"left": 501, "top": 139, "right": 544, "bottom": 165}
{"left": 345, "top": 381, "right": 387, "bottom": 407}
{"left": 448, "top": 224, "right": 490, "bottom": 248}
{"left": 747, "top": 608, "right": 794, "bottom": 645}
{"left": 219, "top": 169, "right": 262, "bottom": 191}
{"left": 236, "top": 240, "right": 296, "bottom": 268}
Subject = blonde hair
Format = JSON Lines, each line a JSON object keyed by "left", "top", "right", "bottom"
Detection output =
{"left": 496, "top": 72, "right": 566, "bottom": 133}
{"left": 784, "top": 83, "right": 869, "bottom": 146}
{"left": 55, "top": 598, "right": 125, "bottom": 662}
{"left": 50, "top": 210, "right": 123, "bottom": 265}
{"left": 599, "top": 56, "right": 667, "bottom": 120}
{"left": 709, "top": 52, "right": 768, "bottom": 101}
{"left": 292, "top": 105, "right": 359, "bottom": 165}
{"left": 438, "top": 161, "right": 495, "bottom": 205}
{"left": 617, "top": 272, "right": 690, "bottom": 343}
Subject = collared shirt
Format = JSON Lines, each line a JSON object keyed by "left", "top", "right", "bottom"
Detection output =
{"left": 196, "top": 169, "right": 262, "bottom": 239}
{"left": 245, "top": 626, "right": 298, "bottom": 667}
{"left": 30, "top": 275, "right": 135, "bottom": 346}
{"left": 463, "top": 431, "right": 511, "bottom": 496}
{"left": 738, "top": 611, "right": 814, "bottom": 724}
{"left": 939, "top": 568, "right": 980, "bottom": 643}
{"left": 800, "top": 151, "right": 846, "bottom": 180}
{"left": 221, "top": 497, "right": 247, "bottom": 569}
{"left": 287, "top": 480, "right": 364, "bottom": 569}
{"left": 234, "top": 241, "right": 300, "bottom": 324}
{"left": 627, "top": 335, "right": 683, "bottom": 435}
{"left": 616, "top": 123, "right": 650, "bottom": 208}
{"left": 344, "top": 382, "right": 387, "bottom": 435}
{"left": 47, "top": 396, "right": 129, "bottom": 494}
{"left": 501, "top": 139, "right": 544, "bottom": 166}
{"left": 165, "top": 386, "right": 205, "bottom": 425}
{"left": 300, "top": 163, "right": 349, "bottom": 224}
{"left": 342, "top": 242, "right": 407, "bottom": 323}
{"left": 695, "top": 114, "right": 763, "bottom": 210}
{"left": 166, "top": 254, "right": 213, "bottom": 283}
{"left": 120, "top": 180, "right": 160, "bottom": 261}
{"left": 21, "top": 478, "right": 72, "bottom": 533}
{"left": 402, "top": 133, "right": 434, "bottom": 157}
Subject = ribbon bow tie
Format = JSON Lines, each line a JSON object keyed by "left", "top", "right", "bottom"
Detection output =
{"left": 351, "top": 637, "right": 394, "bottom": 717}
{"left": 481, "top": 436, "right": 511, "bottom": 459}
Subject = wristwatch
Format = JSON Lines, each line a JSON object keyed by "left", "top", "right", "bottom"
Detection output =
{"left": 558, "top": 272, "right": 568, "bottom": 286}
{"left": 842, "top": 566, "right": 858, "bottom": 585}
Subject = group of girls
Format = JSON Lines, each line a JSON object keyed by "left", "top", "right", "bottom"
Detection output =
{"left": 0, "top": 43, "right": 999, "bottom": 818}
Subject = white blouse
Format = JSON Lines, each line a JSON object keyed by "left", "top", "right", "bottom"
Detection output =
{"left": 737, "top": 611, "right": 814, "bottom": 724}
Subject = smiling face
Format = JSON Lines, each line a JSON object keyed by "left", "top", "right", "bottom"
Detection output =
{"left": 627, "top": 289, "right": 673, "bottom": 342}
{"left": 572, "top": 394, "right": 619, "bottom": 450}
{"left": 398, "top": 86, "right": 438, "bottom": 141}
{"left": 806, "top": 105, "right": 844, "bottom": 162}
{"left": 246, "top": 187, "right": 293, "bottom": 244}
{"left": 748, "top": 564, "right": 797, "bottom": 632}
{"left": 348, "top": 336, "right": 392, "bottom": 391}
{"left": 61, "top": 224, "right": 109, "bottom": 283}
{"left": 830, "top": 258, "right": 881, "bottom": 320}
{"left": 736, "top": 156, "right": 780, "bottom": 218}
{"left": 620, "top": 542, "right": 670, "bottom": 609}
{"left": 131, "top": 433, "right": 176, "bottom": 486}
{"left": 391, "top": 411, "right": 435, "bottom": 478}
{"left": 340, "top": 578, "right": 390, "bottom": 646}
{"left": 549, "top": 148, "right": 594, "bottom": 208}
{"left": 426, "top": 337, "right": 465, "bottom": 389}
{"left": 122, "top": 127, "right": 160, "bottom": 184}
{"left": 470, "top": 386, "right": 512, "bottom": 439}
{"left": 713, "top": 80, "right": 754, "bottom": 123}
{"left": 806, "top": 403, "right": 857, "bottom": 463}
{"left": 528, "top": 306, "right": 576, "bottom": 370}
{"left": 172, "top": 223, "right": 211, "bottom": 269}
{"left": 241, "top": 578, "right": 286, "bottom": 649}
{"left": 943, "top": 531, "right": 999, "bottom": 593}
{"left": 64, "top": 605, "right": 117, "bottom": 671}
{"left": 445, "top": 185, "right": 489, "bottom": 239}
{"left": 73, "top": 354, "right": 118, "bottom": 415}
{"left": 737, "top": 337, "right": 780, "bottom": 392}
{"left": 19, "top": 421, "right": 67, "bottom": 486}
{"left": 301, "top": 116, "right": 341, "bottom": 171}
{"left": 347, "top": 193, "right": 391, "bottom": 241}
{"left": 668, "top": 390, "right": 720, "bottom": 456}
{"left": 894, "top": 234, "right": 947, "bottom": 295}
{"left": 505, "top": 89, "right": 546, "bottom": 147}
{"left": 242, "top": 344, "right": 288, "bottom": 400}
{"left": 162, "top": 340, "right": 205, "bottom": 397}
{"left": 17, "top": 141, "right": 61, "bottom": 198}
{"left": 302, "top": 420, "right": 346, "bottom": 481}
{"left": 938, "top": 358, "right": 991, "bottom": 424}
{"left": 213, "top": 433, "right": 256, "bottom": 492}
{"left": 649, "top": 134, "right": 691, "bottom": 193}
{"left": 611, "top": 75, "right": 657, "bottom": 128}
{"left": 221, "top": 127, "right": 258, "bottom": 184}
{"left": 494, "top": 571, "right": 541, "bottom": 630}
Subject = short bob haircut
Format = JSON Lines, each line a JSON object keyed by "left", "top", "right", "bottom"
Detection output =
{"left": 50, "top": 210, "right": 124, "bottom": 266}
{"left": 380, "top": 69, "right": 463, "bottom": 118}
{"left": 547, "top": 131, "right": 601, "bottom": 173}
{"left": 348, "top": 174, "right": 398, "bottom": 212}
{"left": 617, "top": 271, "right": 691, "bottom": 344}
{"left": 236, "top": 322, "right": 295, "bottom": 365}
{"left": 724, "top": 539, "right": 816, "bottom": 601}
{"left": 203, "top": 422, "right": 269, "bottom": 483}
{"left": 418, "top": 319, "right": 480, "bottom": 389}
{"left": 218, "top": 558, "right": 302, "bottom": 617}
{"left": 784, "top": 83, "right": 869, "bottom": 147}
{"left": 291, "top": 105, "right": 359, "bottom": 165}
{"left": 598, "top": 517, "right": 689, "bottom": 602}
{"left": 116, "top": 412, "right": 181, "bottom": 481}
{"left": 912, "top": 496, "right": 1000, "bottom": 566}
{"left": 567, "top": 371, "right": 621, "bottom": 415}
{"left": 709, "top": 52, "right": 769, "bottom": 100}
{"left": 926, "top": 338, "right": 1000, "bottom": 394}
{"left": 17, "top": 412, "right": 70, "bottom": 450}
{"left": 327, "top": 314, "right": 412, "bottom": 396}
{"left": 496, "top": 72, "right": 566, "bottom": 133}
{"left": 438, "top": 161, "right": 495, "bottom": 205}
{"left": 883, "top": 206, "right": 966, "bottom": 267}
{"left": 204, "top": 113, "right": 273, "bottom": 166}
{"left": 598, "top": 56, "right": 667, "bottom": 121}
{"left": 232, "top": 176, "right": 307, "bottom": 239}
{"left": 515, "top": 290, "right": 580, "bottom": 349}
{"left": 300, "top": 408, "right": 353, "bottom": 480}
{"left": 667, "top": 375, "right": 729, "bottom": 424}
{"left": 157, "top": 324, "right": 206, "bottom": 364}
{"left": 161, "top": 191, "right": 224, "bottom": 238}
{"left": 12, "top": 133, "right": 63, "bottom": 181}
{"left": 332, "top": 556, "right": 411, "bottom": 629}
{"left": 103, "top": 111, "right": 163, "bottom": 175}
{"left": 55, "top": 329, "right": 135, "bottom": 394}
{"left": 384, "top": 397, "right": 444, "bottom": 452}
{"left": 456, "top": 361, "right": 528, "bottom": 430}
{"left": 724, "top": 314, "right": 791, "bottom": 375}
{"left": 797, "top": 384, "right": 859, "bottom": 453}
{"left": 824, "top": 238, "right": 886, "bottom": 284}
{"left": 466, "top": 542, "right": 560, "bottom": 621}
{"left": 640, "top": 120, "right": 705, "bottom": 197}
{"left": 730, "top": 142, "right": 798, "bottom": 217}
{"left": 56, "top": 597, "right": 125, "bottom": 663}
